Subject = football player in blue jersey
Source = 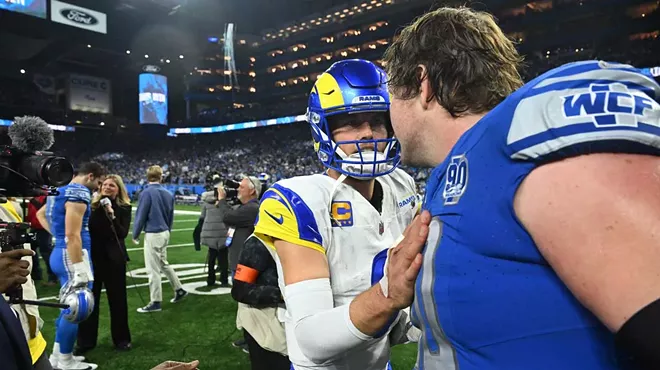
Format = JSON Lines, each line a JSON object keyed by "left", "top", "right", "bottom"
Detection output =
{"left": 380, "top": 6, "right": 660, "bottom": 370}
{"left": 37, "top": 162, "right": 106, "bottom": 370}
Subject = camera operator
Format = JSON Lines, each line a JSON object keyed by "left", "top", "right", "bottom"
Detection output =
{"left": 216, "top": 176, "right": 262, "bottom": 279}
{"left": 0, "top": 199, "right": 52, "bottom": 370}
{"left": 216, "top": 175, "right": 261, "bottom": 351}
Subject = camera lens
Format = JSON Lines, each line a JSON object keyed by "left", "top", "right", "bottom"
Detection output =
{"left": 19, "top": 155, "right": 73, "bottom": 187}
{"left": 43, "top": 157, "right": 74, "bottom": 187}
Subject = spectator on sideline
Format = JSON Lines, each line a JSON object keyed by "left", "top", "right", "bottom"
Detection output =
{"left": 216, "top": 175, "right": 261, "bottom": 351}
{"left": 132, "top": 165, "right": 188, "bottom": 313}
{"left": 26, "top": 195, "right": 57, "bottom": 285}
{"left": 200, "top": 185, "right": 230, "bottom": 288}
{"left": 77, "top": 175, "right": 133, "bottom": 353}
{"left": 231, "top": 236, "right": 289, "bottom": 370}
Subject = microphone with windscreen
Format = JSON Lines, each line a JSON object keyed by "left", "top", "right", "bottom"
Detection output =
{"left": 0, "top": 116, "right": 74, "bottom": 197}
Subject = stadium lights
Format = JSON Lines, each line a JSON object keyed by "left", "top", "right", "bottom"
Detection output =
{"left": 126, "top": 50, "right": 131, "bottom": 54}
{"left": 145, "top": 54, "right": 149, "bottom": 58}
{"left": 87, "top": 44, "right": 91, "bottom": 48}
{"left": 20, "top": 69, "right": 25, "bottom": 74}
{"left": 179, "top": 55, "right": 184, "bottom": 59}
{"left": 166, "top": 59, "right": 171, "bottom": 63}
{"left": 100, "top": 122, "right": 105, "bottom": 126}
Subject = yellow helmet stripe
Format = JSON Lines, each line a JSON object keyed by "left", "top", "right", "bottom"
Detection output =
{"left": 315, "top": 73, "right": 345, "bottom": 110}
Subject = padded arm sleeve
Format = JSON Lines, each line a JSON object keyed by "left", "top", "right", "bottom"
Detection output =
{"left": 285, "top": 278, "right": 371, "bottom": 364}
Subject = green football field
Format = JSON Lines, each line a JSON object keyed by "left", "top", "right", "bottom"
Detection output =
{"left": 36, "top": 204, "right": 418, "bottom": 369}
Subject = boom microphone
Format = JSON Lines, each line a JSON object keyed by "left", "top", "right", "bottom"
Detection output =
{"left": 8, "top": 116, "right": 55, "bottom": 152}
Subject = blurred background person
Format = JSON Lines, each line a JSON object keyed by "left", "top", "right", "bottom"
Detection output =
{"left": 216, "top": 175, "right": 261, "bottom": 351}
{"left": 77, "top": 175, "right": 132, "bottom": 354}
{"left": 26, "top": 195, "right": 57, "bottom": 286}
{"left": 231, "top": 236, "right": 289, "bottom": 370}
{"left": 0, "top": 198, "right": 51, "bottom": 370}
{"left": 199, "top": 184, "right": 230, "bottom": 288}
{"left": 133, "top": 165, "right": 188, "bottom": 313}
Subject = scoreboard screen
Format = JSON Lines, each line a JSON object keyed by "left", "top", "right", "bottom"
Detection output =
{"left": 0, "top": 0, "right": 47, "bottom": 19}
{"left": 139, "top": 73, "right": 168, "bottom": 125}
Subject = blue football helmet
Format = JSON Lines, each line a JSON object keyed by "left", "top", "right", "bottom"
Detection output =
{"left": 307, "top": 59, "right": 400, "bottom": 179}
{"left": 59, "top": 282, "right": 95, "bottom": 323}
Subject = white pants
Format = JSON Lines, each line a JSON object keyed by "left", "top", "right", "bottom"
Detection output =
{"left": 144, "top": 231, "right": 183, "bottom": 303}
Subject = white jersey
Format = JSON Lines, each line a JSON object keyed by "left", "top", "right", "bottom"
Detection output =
{"left": 254, "top": 168, "right": 419, "bottom": 370}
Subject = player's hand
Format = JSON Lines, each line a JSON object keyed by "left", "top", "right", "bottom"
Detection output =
{"left": 384, "top": 210, "right": 431, "bottom": 310}
{"left": 151, "top": 360, "right": 200, "bottom": 370}
{"left": 0, "top": 249, "right": 34, "bottom": 293}
{"left": 71, "top": 261, "right": 93, "bottom": 287}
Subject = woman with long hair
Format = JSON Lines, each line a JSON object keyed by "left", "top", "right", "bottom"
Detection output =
{"left": 76, "top": 174, "right": 133, "bottom": 353}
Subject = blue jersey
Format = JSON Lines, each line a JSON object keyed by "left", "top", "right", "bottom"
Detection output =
{"left": 413, "top": 61, "right": 660, "bottom": 370}
{"left": 45, "top": 182, "right": 92, "bottom": 250}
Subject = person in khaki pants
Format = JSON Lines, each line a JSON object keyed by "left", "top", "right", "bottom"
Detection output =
{"left": 132, "top": 165, "right": 188, "bottom": 313}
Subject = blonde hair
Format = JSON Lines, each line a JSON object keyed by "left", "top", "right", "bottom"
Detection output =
{"left": 92, "top": 174, "right": 131, "bottom": 209}
{"left": 147, "top": 165, "right": 163, "bottom": 183}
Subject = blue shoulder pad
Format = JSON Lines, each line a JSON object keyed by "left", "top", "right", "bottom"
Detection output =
{"left": 64, "top": 185, "right": 91, "bottom": 204}
{"left": 506, "top": 61, "right": 660, "bottom": 162}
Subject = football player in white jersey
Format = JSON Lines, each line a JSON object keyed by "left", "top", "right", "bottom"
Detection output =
{"left": 253, "top": 59, "right": 424, "bottom": 370}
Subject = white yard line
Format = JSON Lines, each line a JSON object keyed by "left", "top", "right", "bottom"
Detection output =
{"left": 131, "top": 207, "right": 201, "bottom": 216}
{"left": 126, "top": 242, "right": 195, "bottom": 252}
{"left": 37, "top": 273, "right": 214, "bottom": 302}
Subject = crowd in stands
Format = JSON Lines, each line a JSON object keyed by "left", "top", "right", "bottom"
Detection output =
{"left": 0, "top": 36, "right": 655, "bottom": 197}
{"left": 51, "top": 124, "right": 432, "bottom": 194}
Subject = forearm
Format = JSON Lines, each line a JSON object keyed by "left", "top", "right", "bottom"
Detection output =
{"left": 222, "top": 203, "right": 256, "bottom": 227}
{"left": 132, "top": 215, "right": 145, "bottom": 239}
{"left": 36, "top": 213, "right": 50, "bottom": 234}
{"left": 286, "top": 278, "right": 386, "bottom": 364}
{"left": 349, "top": 284, "right": 399, "bottom": 336}
{"left": 231, "top": 280, "right": 283, "bottom": 306}
{"left": 65, "top": 235, "right": 83, "bottom": 263}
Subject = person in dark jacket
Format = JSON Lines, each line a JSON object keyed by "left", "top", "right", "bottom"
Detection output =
{"left": 232, "top": 236, "right": 290, "bottom": 370}
{"left": 200, "top": 189, "right": 229, "bottom": 287}
{"left": 217, "top": 175, "right": 262, "bottom": 351}
{"left": 217, "top": 176, "right": 262, "bottom": 277}
{"left": 77, "top": 174, "right": 133, "bottom": 353}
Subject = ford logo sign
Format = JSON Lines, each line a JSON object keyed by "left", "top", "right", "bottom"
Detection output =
{"left": 61, "top": 9, "right": 98, "bottom": 25}
{"left": 143, "top": 65, "right": 161, "bottom": 73}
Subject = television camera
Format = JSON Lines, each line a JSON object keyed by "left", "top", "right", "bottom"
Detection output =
{"left": 205, "top": 171, "right": 241, "bottom": 205}
{"left": 0, "top": 116, "right": 73, "bottom": 309}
